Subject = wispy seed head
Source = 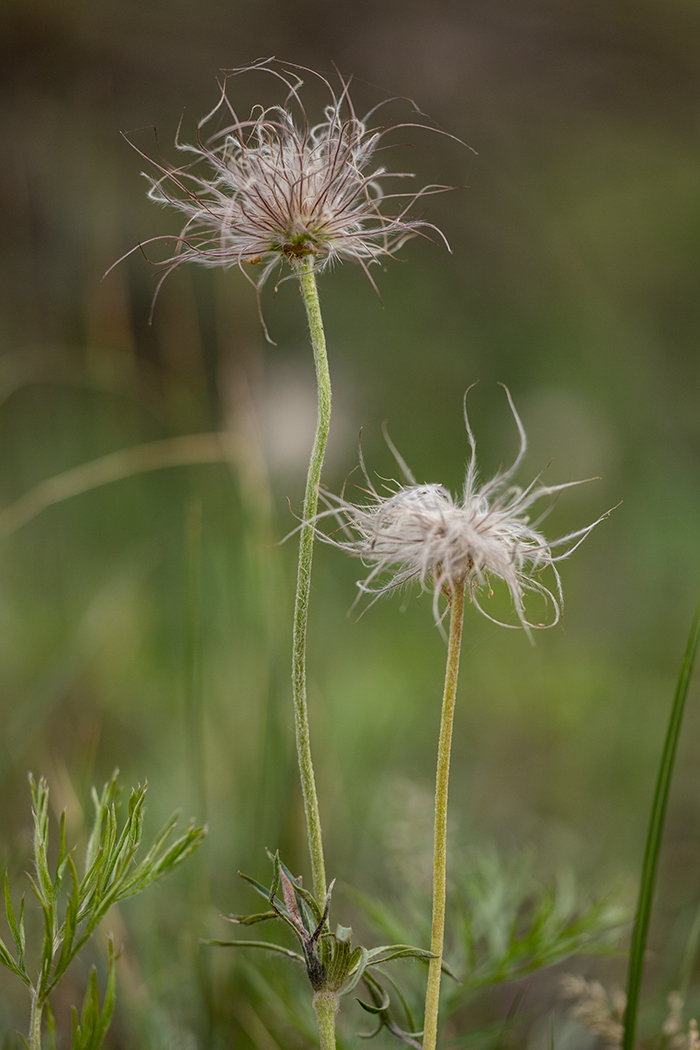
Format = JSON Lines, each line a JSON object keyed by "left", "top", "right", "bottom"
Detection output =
{"left": 122, "top": 59, "right": 465, "bottom": 329}
{"left": 320, "top": 387, "right": 611, "bottom": 640}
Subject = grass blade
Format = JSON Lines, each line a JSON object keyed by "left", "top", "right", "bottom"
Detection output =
{"left": 623, "top": 599, "right": 700, "bottom": 1050}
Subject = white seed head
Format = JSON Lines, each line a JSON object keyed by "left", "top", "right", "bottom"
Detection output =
{"left": 320, "top": 387, "right": 610, "bottom": 639}
{"left": 125, "top": 60, "right": 459, "bottom": 327}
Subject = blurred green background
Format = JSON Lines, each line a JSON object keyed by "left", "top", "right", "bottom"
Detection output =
{"left": 1, "top": 0, "right": 700, "bottom": 1046}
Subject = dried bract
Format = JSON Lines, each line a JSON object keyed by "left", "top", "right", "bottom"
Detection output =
{"left": 320, "top": 387, "right": 610, "bottom": 638}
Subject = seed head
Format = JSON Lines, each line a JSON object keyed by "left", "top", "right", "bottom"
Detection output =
{"left": 320, "top": 387, "right": 611, "bottom": 639}
{"left": 561, "top": 975, "right": 625, "bottom": 1045}
{"left": 121, "top": 59, "right": 462, "bottom": 332}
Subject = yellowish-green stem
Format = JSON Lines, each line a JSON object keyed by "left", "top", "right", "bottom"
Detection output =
{"left": 423, "top": 577, "right": 466, "bottom": 1050}
{"left": 314, "top": 991, "right": 339, "bottom": 1050}
{"left": 292, "top": 256, "right": 330, "bottom": 908}
{"left": 29, "top": 989, "right": 42, "bottom": 1050}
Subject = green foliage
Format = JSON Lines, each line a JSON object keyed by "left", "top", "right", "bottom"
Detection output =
{"left": 350, "top": 847, "right": 624, "bottom": 1032}
{"left": 69, "top": 938, "right": 116, "bottom": 1050}
{"left": 215, "top": 848, "right": 624, "bottom": 1047}
{"left": 0, "top": 772, "right": 206, "bottom": 1050}
{"left": 449, "top": 851, "right": 625, "bottom": 997}
{"left": 207, "top": 850, "right": 434, "bottom": 1045}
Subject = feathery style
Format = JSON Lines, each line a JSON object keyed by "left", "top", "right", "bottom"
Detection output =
{"left": 124, "top": 60, "right": 458, "bottom": 319}
{"left": 321, "top": 387, "right": 609, "bottom": 637}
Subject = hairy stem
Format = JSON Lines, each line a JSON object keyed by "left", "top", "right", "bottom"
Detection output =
{"left": 29, "top": 989, "right": 42, "bottom": 1050}
{"left": 314, "top": 991, "right": 339, "bottom": 1050}
{"left": 423, "top": 578, "right": 466, "bottom": 1050}
{"left": 292, "top": 256, "right": 330, "bottom": 908}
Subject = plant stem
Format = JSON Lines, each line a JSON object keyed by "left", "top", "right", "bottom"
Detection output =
{"left": 423, "top": 578, "right": 466, "bottom": 1050}
{"left": 622, "top": 598, "right": 700, "bottom": 1050}
{"left": 313, "top": 991, "right": 339, "bottom": 1050}
{"left": 292, "top": 256, "right": 330, "bottom": 908}
{"left": 29, "top": 989, "right": 42, "bottom": 1050}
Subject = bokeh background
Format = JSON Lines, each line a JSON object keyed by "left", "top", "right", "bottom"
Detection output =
{"left": 1, "top": 0, "right": 700, "bottom": 1046}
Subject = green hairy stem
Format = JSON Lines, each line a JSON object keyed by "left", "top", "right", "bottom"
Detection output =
{"left": 314, "top": 992, "right": 339, "bottom": 1050}
{"left": 292, "top": 257, "right": 335, "bottom": 1049}
{"left": 292, "top": 256, "right": 331, "bottom": 908}
{"left": 423, "top": 578, "right": 467, "bottom": 1050}
{"left": 29, "top": 991, "right": 42, "bottom": 1050}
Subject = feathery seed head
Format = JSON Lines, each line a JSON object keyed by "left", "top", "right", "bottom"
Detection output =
{"left": 321, "top": 387, "right": 610, "bottom": 639}
{"left": 125, "top": 59, "right": 461, "bottom": 325}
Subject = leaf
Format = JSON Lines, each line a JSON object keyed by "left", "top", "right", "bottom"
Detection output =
{"left": 0, "top": 933, "right": 30, "bottom": 985}
{"left": 100, "top": 788, "right": 144, "bottom": 892}
{"left": 238, "top": 869, "right": 297, "bottom": 929}
{"left": 99, "top": 946, "right": 118, "bottom": 1032}
{"left": 29, "top": 874, "right": 56, "bottom": 986}
{"left": 45, "top": 1001, "right": 57, "bottom": 1050}
{"left": 273, "top": 853, "right": 323, "bottom": 927}
{"left": 372, "top": 965, "right": 418, "bottom": 1034}
{"left": 84, "top": 774, "right": 120, "bottom": 876}
{"left": 84, "top": 788, "right": 104, "bottom": 874}
{"left": 366, "top": 944, "right": 436, "bottom": 966}
{"left": 225, "top": 909, "right": 278, "bottom": 926}
{"left": 623, "top": 598, "right": 700, "bottom": 1050}
{"left": 335, "top": 945, "right": 368, "bottom": 998}
{"left": 77, "top": 785, "right": 204, "bottom": 941}
{"left": 357, "top": 972, "right": 423, "bottom": 1049}
{"left": 70, "top": 938, "right": 118, "bottom": 1050}
{"left": 356, "top": 983, "right": 391, "bottom": 1014}
{"left": 81, "top": 969, "right": 99, "bottom": 1036}
{"left": 52, "top": 856, "right": 81, "bottom": 988}
{"left": 71, "top": 1005, "right": 81, "bottom": 1047}
{"left": 269, "top": 849, "right": 281, "bottom": 902}
{"left": 88, "top": 937, "right": 117, "bottom": 1050}
{"left": 205, "top": 939, "right": 305, "bottom": 963}
{"left": 29, "top": 775, "right": 55, "bottom": 908}
{"left": 53, "top": 811, "right": 68, "bottom": 896}
{"left": 5, "top": 875, "right": 26, "bottom": 972}
{"left": 238, "top": 870, "right": 277, "bottom": 903}
{"left": 116, "top": 819, "right": 206, "bottom": 900}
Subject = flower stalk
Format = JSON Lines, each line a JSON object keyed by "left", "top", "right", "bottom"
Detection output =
{"left": 423, "top": 576, "right": 467, "bottom": 1050}
{"left": 314, "top": 991, "right": 340, "bottom": 1050}
{"left": 293, "top": 255, "right": 331, "bottom": 908}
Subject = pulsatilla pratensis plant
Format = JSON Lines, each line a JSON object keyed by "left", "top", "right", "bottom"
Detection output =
{"left": 0, "top": 773, "right": 205, "bottom": 1050}
{"left": 123, "top": 58, "right": 462, "bottom": 1050}
{"left": 319, "top": 386, "right": 613, "bottom": 1050}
